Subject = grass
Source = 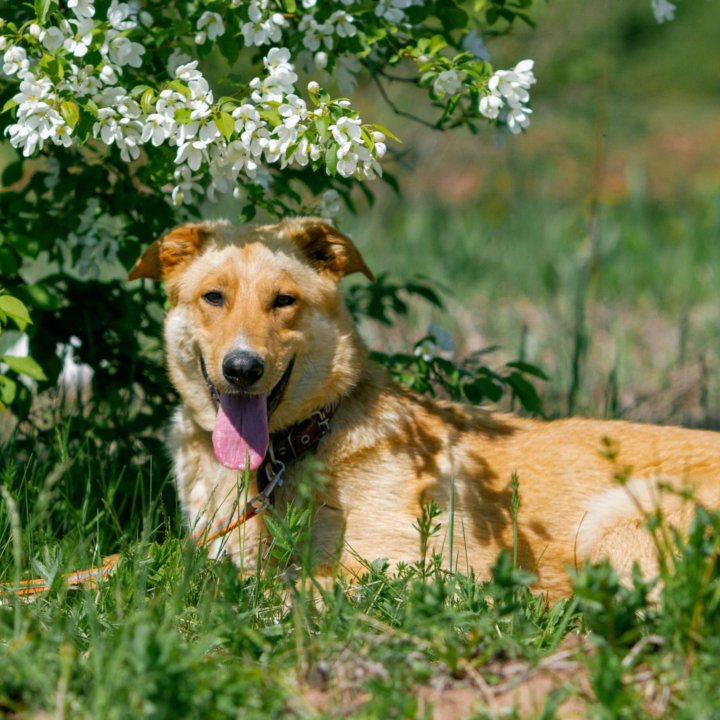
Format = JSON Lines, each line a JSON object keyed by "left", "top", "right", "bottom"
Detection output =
{"left": 343, "top": 191, "right": 720, "bottom": 425}
{"left": 2, "top": 429, "right": 720, "bottom": 718}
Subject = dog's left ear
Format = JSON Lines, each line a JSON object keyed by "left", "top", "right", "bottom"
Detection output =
{"left": 128, "top": 224, "right": 208, "bottom": 281}
{"left": 280, "top": 217, "right": 375, "bottom": 283}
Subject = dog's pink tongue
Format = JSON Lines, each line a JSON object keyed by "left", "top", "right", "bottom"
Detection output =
{"left": 212, "top": 394, "right": 269, "bottom": 471}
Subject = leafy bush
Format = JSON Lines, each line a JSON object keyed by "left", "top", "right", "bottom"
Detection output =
{"left": 0, "top": 0, "right": 543, "bottom": 454}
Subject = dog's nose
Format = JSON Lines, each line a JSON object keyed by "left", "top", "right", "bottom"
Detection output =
{"left": 222, "top": 351, "right": 265, "bottom": 388}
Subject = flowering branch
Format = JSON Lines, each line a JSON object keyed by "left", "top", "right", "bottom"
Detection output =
{"left": 1, "top": 0, "right": 537, "bottom": 214}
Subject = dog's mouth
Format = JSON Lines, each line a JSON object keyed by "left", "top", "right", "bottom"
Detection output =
{"left": 200, "top": 354, "right": 295, "bottom": 472}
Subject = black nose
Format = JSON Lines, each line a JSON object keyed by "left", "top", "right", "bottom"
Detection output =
{"left": 222, "top": 351, "right": 265, "bottom": 388}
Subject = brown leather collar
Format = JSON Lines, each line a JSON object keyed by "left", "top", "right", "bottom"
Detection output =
{"left": 257, "top": 402, "right": 338, "bottom": 493}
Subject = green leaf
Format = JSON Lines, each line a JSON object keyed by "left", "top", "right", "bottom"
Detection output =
{"left": 2, "top": 98, "right": 18, "bottom": 114}
{"left": 2, "top": 161, "right": 23, "bottom": 187}
{"left": 217, "top": 33, "right": 241, "bottom": 66}
{"left": 130, "top": 84, "right": 152, "bottom": 97}
{"left": 0, "top": 248, "right": 18, "bottom": 275}
{"left": 0, "top": 375, "right": 17, "bottom": 405}
{"left": 314, "top": 115, "right": 330, "bottom": 140}
{"left": 174, "top": 107, "right": 192, "bottom": 123}
{"left": 428, "top": 34, "right": 448, "bottom": 56}
{"left": 371, "top": 123, "right": 402, "bottom": 143}
{"left": 463, "top": 376, "right": 503, "bottom": 404}
{"left": 506, "top": 371, "right": 543, "bottom": 414}
{"left": 214, "top": 111, "right": 235, "bottom": 142}
{"left": 23, "top": 283, "right": 63, "bottom": 310}
{"left": 1, "top": 355, "right": 47, "bottom": 381}
{"left": 35, "top": 0, "right": 58, "bottom": 23}
{"left": 405, "top": 282, "right": 444, "bottom": 308}
{"left": 505, "top": 361, "right": 548, "bottom": 380}
{"left": 73, "top": 108, "right": 95, "bottom": 143}
{"left": 166, "top": 79, "right": 191, "bottom": 98}
{"left": 0, "top": 296, "right": 32, "bottom": 331}
{"left": 325, "top": 145, "right": 338, "bottom": 176}
{"left": 60, "top": 100, "right": 80, "bottom": 129}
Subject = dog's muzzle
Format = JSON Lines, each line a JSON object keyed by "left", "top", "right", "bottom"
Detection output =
{"left": 199, "top": 353, "right": 295, "bottom": 419}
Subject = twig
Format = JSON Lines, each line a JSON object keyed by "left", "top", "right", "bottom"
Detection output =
{"left": 371, "top": 75, "right": 439, "bottom": 131}
{"left": 378, "top": 69, "right": 417, "bottom": 84}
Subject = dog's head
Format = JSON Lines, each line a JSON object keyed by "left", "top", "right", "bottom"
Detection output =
{"left": 129, "top": 217, "right": 373, "bottom": 471}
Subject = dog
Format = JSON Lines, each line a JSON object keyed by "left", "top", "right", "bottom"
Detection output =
{"left": 128, "top": 217, "right": 720, "bottom": 600}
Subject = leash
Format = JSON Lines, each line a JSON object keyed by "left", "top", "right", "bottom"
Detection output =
{"left": 0, "top": 403, "right": 337, "bottom": 599}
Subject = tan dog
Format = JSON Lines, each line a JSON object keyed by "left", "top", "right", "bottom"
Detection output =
{"left": 129, "top": 218, "right": 720, "bottom": 600}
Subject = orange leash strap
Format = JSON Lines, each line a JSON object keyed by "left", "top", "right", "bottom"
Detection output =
{"left": 1, "top": 554, "right": 123, "bottom": 598}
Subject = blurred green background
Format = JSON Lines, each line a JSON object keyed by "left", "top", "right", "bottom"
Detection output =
{"left": 332, "top": 0, "right": 720, "bottom": 426}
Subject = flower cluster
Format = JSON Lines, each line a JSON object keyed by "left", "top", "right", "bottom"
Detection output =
{"left": 1, "top": 0, "right": 539, "bottom": 209}
{"left": 478, "top": 59, "right": 536, "bottom": 134}
{"left": 1, "top": 0, "right": 386, "bottom": 206}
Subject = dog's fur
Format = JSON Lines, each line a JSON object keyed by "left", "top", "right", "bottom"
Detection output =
{"left": 129, "top": 218, "right": 720, "bottom": 600}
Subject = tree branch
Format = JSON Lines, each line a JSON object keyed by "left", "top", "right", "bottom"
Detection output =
{"left": 371, "top": 75, "right": 439, "bottom": 131}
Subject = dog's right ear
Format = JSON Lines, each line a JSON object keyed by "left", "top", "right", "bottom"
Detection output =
{"left": 128, "top": 224, "right": 208, "bottom": 281}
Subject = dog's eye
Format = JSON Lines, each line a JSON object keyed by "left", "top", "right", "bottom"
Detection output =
{"left": 203, "top": 291, "right": 224, "bottom": 307}
{"left": 273, "top": 294, "right": 297, "bottom": 308}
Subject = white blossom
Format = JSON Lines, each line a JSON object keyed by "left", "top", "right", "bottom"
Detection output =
{"left": 99, "top": 64, "right": 119, "bottom": 85}
{"left": 317, "top": 189, "right": 342, "bottom": 217}
{"left": 107, "top": 1, "right": 139, "bottom": 31}
{"left": 462, "top": 29, "right": 490, "bottom": 61}
{"left": 63, "top": 19, "right": 94, "bottom": 58}
{"left": 433, "top": 69, "right": 465, "bottom": 97}
{"left": 231, "top": 103, "right": 261, "bottom": 133}
{"left": 329, "top": 10, "right": 356, "bottom": 38}
{"left": 175, "top": 60, "right": 202, "bottom": 82}
{"left": 103, "top": 31, "right": 145, "bottom": 68}
{"left": 3, "top": 46, "right": 30, "bottom": 77}
{"left": 414, "top": 338, "right": 437, "bottom": 363}
{"left": 172, "top": 165, "right": 204, "bottom": 206}
{"left": 167, "top": 48, "right": 193, "bottom": 76}
{"left": 13, "top": 74, "right": 53, "bottom": 115}
{"left": 51, "top": 120, "right": 74, "bottom": 148}
{"left": 278, "top": 94, "right": 307, "bottom": 128}
{"left": 335, "top": 53, "right": 361, "bottom": 95}
{"left": 506, "top": 106, "right": 532, "bottom": 135}
{"left": 314, "top": 51, "right": 329, "bottom": 70}
{"left": 42, "top": 26, "right": 67, "bottom": 52}
{"left": 371, "top": 130, "right": 387, "bottom": 159}
{"left": 479, "top": 93, "right": 502, "bottom": 119}
{"left": 299, "top": 15, "right": 323, "bottom": 52}
{"left": 651, "top": 0, "right": 676, "bottom": 22}
{"left": 2, "top": 11, "right": 400, "bottom": 203}
{"left": 197, "top": 12, "right": 225, "bottom": 42}
{"left": 241, "top": 2, "right": 284, "bottom": 46}
{"left": 375, "top": 0, "right": 412, "bottom": 24}
{"left": 68, "top": 0, "right": 95, "bottom": 19}
{"left": 141, "top": 113, "right": 173, "bottom": 146}
{"left": 176, "top": 139, "right": 209, "bottom": 172}
{"left": 330, "top": 115, "right": 362, "bottom": 146}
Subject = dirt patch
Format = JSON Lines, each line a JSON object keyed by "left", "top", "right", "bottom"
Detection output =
{"left": 299, "top": 636, "right": 595, "bottom": 718}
